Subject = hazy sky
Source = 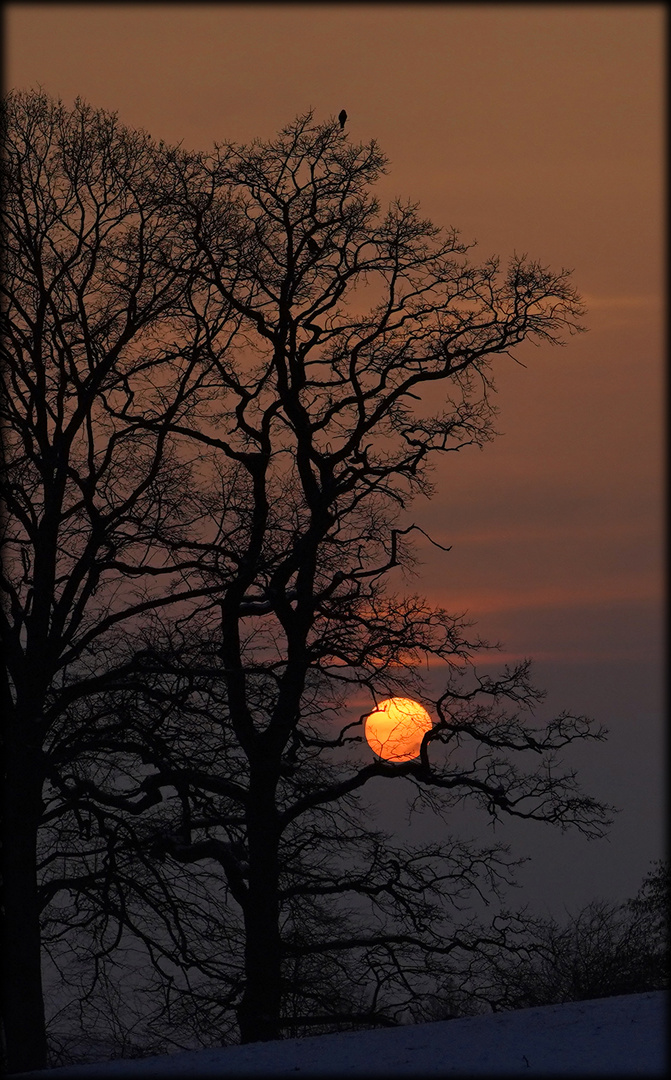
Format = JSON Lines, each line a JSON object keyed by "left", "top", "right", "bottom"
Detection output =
{"left": 5, "top": 3, "right": 665, "bottom": 913}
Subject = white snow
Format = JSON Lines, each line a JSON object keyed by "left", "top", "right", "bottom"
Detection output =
{"left": 18, "top": 991, "right": 666, "bottom": 1077}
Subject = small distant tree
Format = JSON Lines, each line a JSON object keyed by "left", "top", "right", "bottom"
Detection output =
{"left": 625, "top": 859, "right": 669, "bottom": 958}
{"left": 469, "top": 860, "right": 669, "bottom": 1013}
{"left": 622, "top": 859, "right": 668, "bottom": 991}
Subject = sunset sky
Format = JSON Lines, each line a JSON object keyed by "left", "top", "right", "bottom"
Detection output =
{"left": 5, "top": 3, "right": 664, "bottom": 914}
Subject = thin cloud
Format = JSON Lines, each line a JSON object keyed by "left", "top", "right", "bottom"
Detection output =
{"left": 431, "top": 579, "right": 658, "bottom": 616}
{"left": 429, "top": 518, "right": 655, "bottom": 548}
{"left": 581, "top": 293, "right": 661, "bottom": 311}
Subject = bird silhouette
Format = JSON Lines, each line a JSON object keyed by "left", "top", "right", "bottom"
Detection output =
{"left": 307, "top": 237, "right": 320, "bottom": 256}
{"left": 338, "top": 109, "right": 347, "bottom": 130}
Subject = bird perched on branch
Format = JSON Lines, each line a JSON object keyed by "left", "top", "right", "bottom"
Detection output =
{"left": 338, "top": 109, "right": 347, "bottom": 130}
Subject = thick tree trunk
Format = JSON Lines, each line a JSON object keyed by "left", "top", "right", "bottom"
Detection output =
{"left": 1, "top": 741, "right": 47, "bottom": 1073}
{"left": 237, "top": 771, "right": 283, "bottom": 1044}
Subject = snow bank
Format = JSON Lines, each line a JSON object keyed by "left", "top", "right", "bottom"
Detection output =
{"left": 18, "top": 990, "right": 666, "bottom": 1076}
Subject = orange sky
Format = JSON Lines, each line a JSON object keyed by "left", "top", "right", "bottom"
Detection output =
{"left": 4, "top": 4, "right": 665, "bottom": 909}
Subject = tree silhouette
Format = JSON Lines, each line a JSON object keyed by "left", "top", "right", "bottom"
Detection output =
{"left": 2, "top": 99, "right": 614, "bottom": 1065}
{"left": 62, "top": 111, "right": 610, "bottom": 1049}
{"left": 0, "top": 90, "right": 228, "bottom": 1073}
{"left": 458, "top": 860, "right": 669, "bottom": 1013}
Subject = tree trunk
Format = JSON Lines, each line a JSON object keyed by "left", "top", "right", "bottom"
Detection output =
{"left": 1, "top": 740, "right": 48, "bottom": 1073}
{"left": 237, "top": 770, "right": 283, "bottom": 1044}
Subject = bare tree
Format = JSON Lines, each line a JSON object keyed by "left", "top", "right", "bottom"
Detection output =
{"left": 467, "top": 860, "right": 669, "bottom": 1013}
{"left": 3, "top": 100, "right": 615, "bottom": 1066}
{"left": 625, "top": 858, "right": 669, "bottom": 965}
{"left": 57, "top": 112, "right": 612, "bottom": 1049}
{"left": 0, "top": 89, "right": 231, "bottom": 1073}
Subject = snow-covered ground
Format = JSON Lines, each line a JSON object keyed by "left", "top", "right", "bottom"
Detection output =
{"left": 19, "top": 991, "right": 666, "bottom": 1077}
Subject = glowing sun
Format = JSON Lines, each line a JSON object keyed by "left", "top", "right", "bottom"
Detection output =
{"left": 365, "top": 697, "right": 433, "bottom": 762}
